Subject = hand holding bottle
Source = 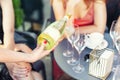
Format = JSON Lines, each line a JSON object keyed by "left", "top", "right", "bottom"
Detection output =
{"left": 30, "top": 40, "right": 60, "bottom": 62}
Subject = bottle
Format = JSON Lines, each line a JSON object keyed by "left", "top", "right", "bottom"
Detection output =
{"left": 37, "top": 14, "right": 71, "bottom": 50}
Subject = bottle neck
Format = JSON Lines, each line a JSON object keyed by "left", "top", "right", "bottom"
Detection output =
{"left": 55, "top": 16, "right": 68, "bottom": 33}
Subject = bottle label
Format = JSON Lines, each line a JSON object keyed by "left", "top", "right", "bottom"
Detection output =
{"left": 44, "top": 26, "right": 61, "bottom": 42}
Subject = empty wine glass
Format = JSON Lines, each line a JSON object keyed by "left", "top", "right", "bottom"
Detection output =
{"left": 110, "top": 20, "right": 118, "bottom": 49}
{"left": 112, "top": 65, "right": 120, "bottom": 80}
{"left": 67, "top": 30, "right": 80, "bottom": 65}
{"left": 110, "top": 20, "right": 120, "bottom": 72}
{"left": 72, "top": 34, "right": 86, "bottom": 73}
{"left": 115, "top": 36, "right": 120, "bottom": 53}
{"left": 111, "top": 22, "right": 120, "bottom": 80}
{"left": 110, "top": 20, "right": 120, "bottom": 50}
{"left": 63, "top": 26, "right": 75, "bottom": 57}
{"left": 63, "top": 41, "right": 73, "bottom": 57}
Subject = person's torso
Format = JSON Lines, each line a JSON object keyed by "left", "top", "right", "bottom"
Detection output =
{"left": 73, "top": 3, "right": 94, "bottom": 28}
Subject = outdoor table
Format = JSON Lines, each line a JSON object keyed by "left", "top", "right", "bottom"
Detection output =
{"left": 54, "top": 33, "right": 118, "bottom": 80}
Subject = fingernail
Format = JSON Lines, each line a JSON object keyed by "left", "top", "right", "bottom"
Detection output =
{"left": 26, "top": 75, "right": 28, "bottom": 77}
{"left": 27, "top": 70, "right": 29, "bottom": 73}
{"left": 44, "top": 40, "right": 47, "bottom": 44}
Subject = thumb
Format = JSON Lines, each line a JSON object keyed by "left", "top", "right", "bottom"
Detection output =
{"left": 40, "top": 40, "right": 47, "bottom": 50}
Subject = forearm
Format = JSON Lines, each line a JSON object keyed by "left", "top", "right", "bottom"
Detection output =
{"left": 4, "top": 32, "right": 15, "bottom": 49}
{"left": 0, "top": 48, "right": 34, "bottom": 63}
{"left": 1, "top": 0, "right": 15, "bottom": 49}
{"left": 115, "top": 16, "right": 120, "bottom": 32}
{"left": 117, "top": 16, "right": 120, "bottom": 25}
{"left": 52, "top": 0, "right": 65, "bottom": 20}
{"left": 77, "top": 25, "right": 105, "bottom": 34}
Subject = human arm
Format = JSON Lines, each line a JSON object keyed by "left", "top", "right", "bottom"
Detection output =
{"left": 0, "top": 42, "right": 53, "bottom": 63}
{"left": 117, "top": 16, "right": 120, "bottom": 25}
{"left": 0, "top": 0, "right": 15, "bottom": 49}
{"left": 115, "top": 16, "right": 120, "bottom": 32}
{"left": 0, "top": 0, "right": 18, "bottom": 78}
{"left": 52, "top": 0, "right": 65, "bottom": 20}
{"left": 0, "top": 1, "right": 32, "bottom": 79}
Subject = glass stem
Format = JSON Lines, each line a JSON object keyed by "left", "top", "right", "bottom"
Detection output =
{"left": 71, "top": 42, "right": 75, "bottom": 59}
{"left": 67, "top": 41, "right": 70, "bottom": 52}
{"left": 78, "top": 52, "right": 81, "bottom": 65}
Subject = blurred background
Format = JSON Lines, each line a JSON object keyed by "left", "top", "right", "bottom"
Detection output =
{"left": 14, "top": 0, "right": 51, "bottom": 34}
{"left": 13, "top": 0, "right": 52, "bottom": 80}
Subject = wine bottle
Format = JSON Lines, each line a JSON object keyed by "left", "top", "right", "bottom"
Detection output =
{"left": 37, "top": 14, "right": 71, "bottom": 50}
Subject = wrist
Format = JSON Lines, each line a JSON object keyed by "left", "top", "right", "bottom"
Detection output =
{"left": 22, "top": 53, "right": 35, "bottom": 63}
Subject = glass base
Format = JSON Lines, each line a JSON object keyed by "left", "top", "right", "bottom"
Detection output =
{"left": 63, "top": 50, "right": 73, "bottom": 57}
{"left": 112, "top": 65, "right": 120, "bottom": 80}
{"left": 113, "top": 55, "right": 118, "bottom": 61}
{"left": 72, "top": 64, "right": 84, "bottom": 73}
{"left": 67, "top": 58, "right": 78, "bottom": 65}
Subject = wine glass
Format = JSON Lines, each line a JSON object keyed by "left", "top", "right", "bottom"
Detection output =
{"left": 110, "top": 20, "right": 120, "bottom": 72}
{"left": 63, "top": 41, "right": 73, "bottom": 57}
{"left": 112, "top": 22, "right": 120, "bottom": 80}
{"left": 72, "top": 34, "right": 86, "bottom": 73}
{"left": 110, "top": 20, "right": 118, "bottom": 49}
{"left": 63, "top": 26, "right": 75, "bottom": 57}
{"left": 112, "top": 65, "right": 120, "bottom": 80}
{"left": 67, "top": 30, "right": 80, "bottom": 65}
{"left": 114, "top": 32, "right": 120, "bottom": 64}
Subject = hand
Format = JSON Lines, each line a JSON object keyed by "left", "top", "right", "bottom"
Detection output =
{"left": 31, "top": 40, "right": 61, "bottom": 62}
{"left": 5, "top": 63, "right": 17, "bottom": 80}
{"left": 11, "top": 62, "right": 31, "bottom": 78}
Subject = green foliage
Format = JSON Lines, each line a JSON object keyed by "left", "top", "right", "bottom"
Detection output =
{"left": 12, "top": 0, "right": 21, "bottom": 8}
{"left": 12, "top": 0, "right": 24, "bottom": 28}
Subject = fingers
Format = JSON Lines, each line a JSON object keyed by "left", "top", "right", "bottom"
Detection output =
{"left": 34, "top": 39, "right": 59, "bottom": 58}
{"left": 12, "top": 63, "right": 31, "bottom": 78}
{"left": 36, "top": 40, "right": 47, "bottom": 49}
{"left": 12, "top": 70, "right": 28, "bottom": 78}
